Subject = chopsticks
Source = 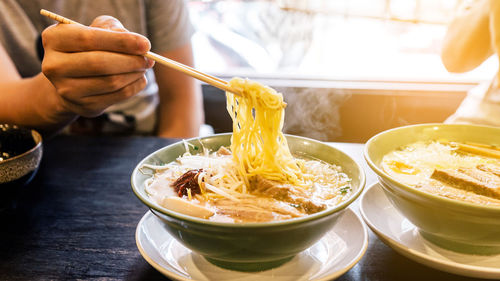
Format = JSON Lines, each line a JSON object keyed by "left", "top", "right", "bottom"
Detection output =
{"left": 39, "top": 9, "right": 240, "bottom": 96}
{"left": 439, "top": 139, "right": 500, "bottom": 159}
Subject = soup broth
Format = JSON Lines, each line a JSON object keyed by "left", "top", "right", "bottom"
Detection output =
{"left": 382, "top": 141, "right": 500, "bottom": 206}
{"left": 144, "top": 147, "right": 352, "bottom": 223}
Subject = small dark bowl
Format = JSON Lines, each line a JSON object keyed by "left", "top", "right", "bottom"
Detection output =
{"left": 0, "top": 124, "right": 43, "bottom": 188}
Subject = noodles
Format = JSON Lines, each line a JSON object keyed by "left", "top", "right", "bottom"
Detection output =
{"left": 142, "top": 77, "right": 353, "bottom": 222}
{"left": 226, "top": 78, "right": 302, "bottom": 187}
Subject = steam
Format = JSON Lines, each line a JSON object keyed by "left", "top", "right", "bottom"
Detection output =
{"left": 278, "top": 87, "right": 350, "bottom": 141}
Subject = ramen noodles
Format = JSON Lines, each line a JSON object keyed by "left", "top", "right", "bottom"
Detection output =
{"left": 142, "top": 78, "right": 352, "bottom": 222}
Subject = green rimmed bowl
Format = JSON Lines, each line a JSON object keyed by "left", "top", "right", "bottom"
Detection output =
{"left": 364, "top": 123, "right": 500, "bottom": 255}
{"left": 131, "top": 133, "right": 365, "bottom": 271}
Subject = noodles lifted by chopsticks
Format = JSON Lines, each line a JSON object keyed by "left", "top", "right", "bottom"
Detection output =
{"left": 226, "top": 77, "right": 302, "bottom": 187}
{"left": 143, "top": 77, "right": 352, "bottom": 222}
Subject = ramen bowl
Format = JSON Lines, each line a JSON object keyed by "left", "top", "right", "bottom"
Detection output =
{"left": 131, "top": 133, "right": 365, "bottom": 271}
{"left": 364, "top": 123, "right": 500, "bottom": 255}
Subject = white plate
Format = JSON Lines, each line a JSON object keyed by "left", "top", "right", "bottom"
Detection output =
{"left": 135, "top": 208, "right": 368, "bottom": 281}
{"left": 360, "top": 182, "right": 500, "bottom": 279}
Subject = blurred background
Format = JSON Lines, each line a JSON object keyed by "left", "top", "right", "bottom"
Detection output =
{"left": 187, "top": 0, "right": 497, "bottom": 142}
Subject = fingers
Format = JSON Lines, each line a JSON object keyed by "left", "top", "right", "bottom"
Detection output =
{"left": 42, "top": 23, "right": 150, "bottom": 54}
{"left": 42, "top": 50, "right": 154, "bottom": 77}
{"left": 40, "top": 15, "right": 154, "bottom": 119}
{"left": 55, "top": 71, "right": 147, "bottom": 97}
{"left": 59, "top": 75, "right": 148, "bottom": 117}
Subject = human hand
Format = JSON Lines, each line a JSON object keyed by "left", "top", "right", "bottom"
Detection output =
{"left": 41, "top": 16, "right": 154, "bottom": 117}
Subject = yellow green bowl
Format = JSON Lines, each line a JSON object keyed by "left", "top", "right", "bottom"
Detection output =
{"left": 364, "top": 124, "right": 500, "bottom": 254}
{"left": 131, "top": 133, "right": 365, "bottom": 271}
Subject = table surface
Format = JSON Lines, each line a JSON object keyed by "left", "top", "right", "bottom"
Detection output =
{"left": 0, "top": 135, "right": 490, "bottom": 281}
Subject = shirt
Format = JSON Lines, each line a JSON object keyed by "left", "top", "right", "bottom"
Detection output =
{"left": 0, "top": 0, "right": 194, "bottom": 134}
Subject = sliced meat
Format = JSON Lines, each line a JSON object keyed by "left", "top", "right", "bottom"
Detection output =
{"left": 249, "top": 175, "right": 307, "bottom": 199}
{"left": 477, "top": 164, "right": 500, "bottom": 178}
{"left": 458, "top": 167, "right": 500, "bottom": 186}
{"left": 216, "top": 146, "right": 232, "bottom": 156}
{"left": 431, "top": 168, "right": 500, "bottom": 199}
{"left": 290, "top": 197, "right": 326, "bottom": 214}
{"left": 212, "top": 197, "right": 300, "bottom": 222}
{"left": 415, "top": 179, "right": 500, "bottom": 206}
{"left": 249, "top": 175, "right": 326, "bottom": 214}
{"left": 171, "top": 169, "right": 203, "bottom": 197}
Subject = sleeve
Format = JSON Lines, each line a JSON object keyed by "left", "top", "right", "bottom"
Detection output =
{"left": 145, "top": 0, "right": 195, "bottom": 53}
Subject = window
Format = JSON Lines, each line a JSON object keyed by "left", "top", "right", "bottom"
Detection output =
{"left": 190, "top": 0, "right": 497, "bottom": 142}
{"left": 189, "top": 0, "right": 496, "bottom": 83}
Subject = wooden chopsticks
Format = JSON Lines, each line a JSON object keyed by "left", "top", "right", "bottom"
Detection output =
{"left": 39, "top": 9, "right": 240, "bottom": 96}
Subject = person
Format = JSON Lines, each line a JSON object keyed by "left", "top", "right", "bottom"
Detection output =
{"left": 0, "top": 0, "right": 204, "bottom": 138}
{"left": 441, "top": 0, "right": 500, "bottom": 126}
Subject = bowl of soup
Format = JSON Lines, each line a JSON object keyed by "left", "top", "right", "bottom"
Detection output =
{"left": 0, "top": 124, "right": 43, "bottom": 211}
{"left": 131, "top": 133, "right": 365, "bottom": 271}
{"left": 364, "top": 123, "right": 500, "bottom": 254}
{"left": 0, "top": 124, "right": 42, "bottom": 186}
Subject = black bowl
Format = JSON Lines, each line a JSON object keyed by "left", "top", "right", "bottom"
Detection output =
{"left": 0, "top": 124, "right": 43, "bottom": 206}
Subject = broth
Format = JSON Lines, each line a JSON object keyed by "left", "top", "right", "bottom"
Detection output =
{"left": 144, "top": 148, "right": 352, "bottom": 223}
{"left": 382, "top": 141, "right": 500, "bottom": 206}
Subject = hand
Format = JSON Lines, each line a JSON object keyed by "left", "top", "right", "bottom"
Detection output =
{"left": 41, "top": 16, "right": 155, "bottom": 117}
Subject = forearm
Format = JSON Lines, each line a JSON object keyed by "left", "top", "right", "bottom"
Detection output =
{"left": 441, "top": 0, "right": 493, "bottom": 73}
{"left": 490, "top": 0, "right": 500, "bottom": 56}
{"left": 0, "top": 17, "right": 153, "bottom": 137}
{"left": 154, "top": 44, "right": 204, "bottom": 138}
{"left": 156, "top": 79, "right": 203, "bottom": 138}
{"left": 0, "top": 73, "right": 76, "bottom": 136}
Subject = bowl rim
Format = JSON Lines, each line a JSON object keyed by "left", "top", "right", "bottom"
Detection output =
{"left": 0, "top": 127, "right": 42, "bottom": 165}
{"left": 364, "top": 123, "right": 500, "bottom": 212}
{"left": 131, "top": 133, "right": 366, "bottom": 227}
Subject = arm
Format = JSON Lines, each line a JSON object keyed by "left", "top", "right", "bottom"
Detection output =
{"left": 441, "top": 0, "right": 493, "bottom": 73}
{"left": 490, "top": 0, "right": 500, "bottom": 60}
{"left": 154, "top": 43, "right": 204, "bottom": 138}
{"left": 0, "top": 16, "right": 153, "bottom": 137}
{"left": 0, "top": 43, "right": 76, "bottom": 135}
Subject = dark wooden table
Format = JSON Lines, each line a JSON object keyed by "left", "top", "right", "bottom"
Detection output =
{"left": 0, "top": 135, "right": 490, "bottom": 280}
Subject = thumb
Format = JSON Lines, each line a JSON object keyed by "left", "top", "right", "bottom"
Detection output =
{"left": 90, "top": 15, "right": 128, "bottom": 32}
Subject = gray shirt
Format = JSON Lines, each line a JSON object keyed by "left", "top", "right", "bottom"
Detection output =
{"left": 0, "top": 0, "right": 194, "bottom": 134}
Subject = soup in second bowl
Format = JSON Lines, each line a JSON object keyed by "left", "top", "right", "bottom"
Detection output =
{"left": 382, "top": 140, "right": 500, "bottom": 206}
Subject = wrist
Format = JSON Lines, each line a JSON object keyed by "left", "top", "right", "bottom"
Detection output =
{"left": 32, "top": 74, "right": 78, "bottom": 134}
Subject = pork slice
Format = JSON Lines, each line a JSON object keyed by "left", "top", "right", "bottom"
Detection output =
{"left": 217, "top": 146, "right": 232, "bottom": 156}
{"left": 249, "top": 198, "right": 304, "bottom": 217}
{"left": 477, "top": 164, "right": 500, "bottom": 178}
{"left": 431, "top": 168, "right": 500, "bottom": 199}
{"left": 290, "top": 197, "right": 326, "bottom": 214}
{"left": 415, "top": 179, "right": 500, "bottom": 206}
{"left": 459, "top": 167, "right": 500, "bottom": 187}
{"left": 212, "top": 198, "right": 298, "bottom": 222}
{"left": 249, "top": 176, "right": 326, "bottom": 214}
{"left": 249, "top": 175, "right": 306, "bottom": 198}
